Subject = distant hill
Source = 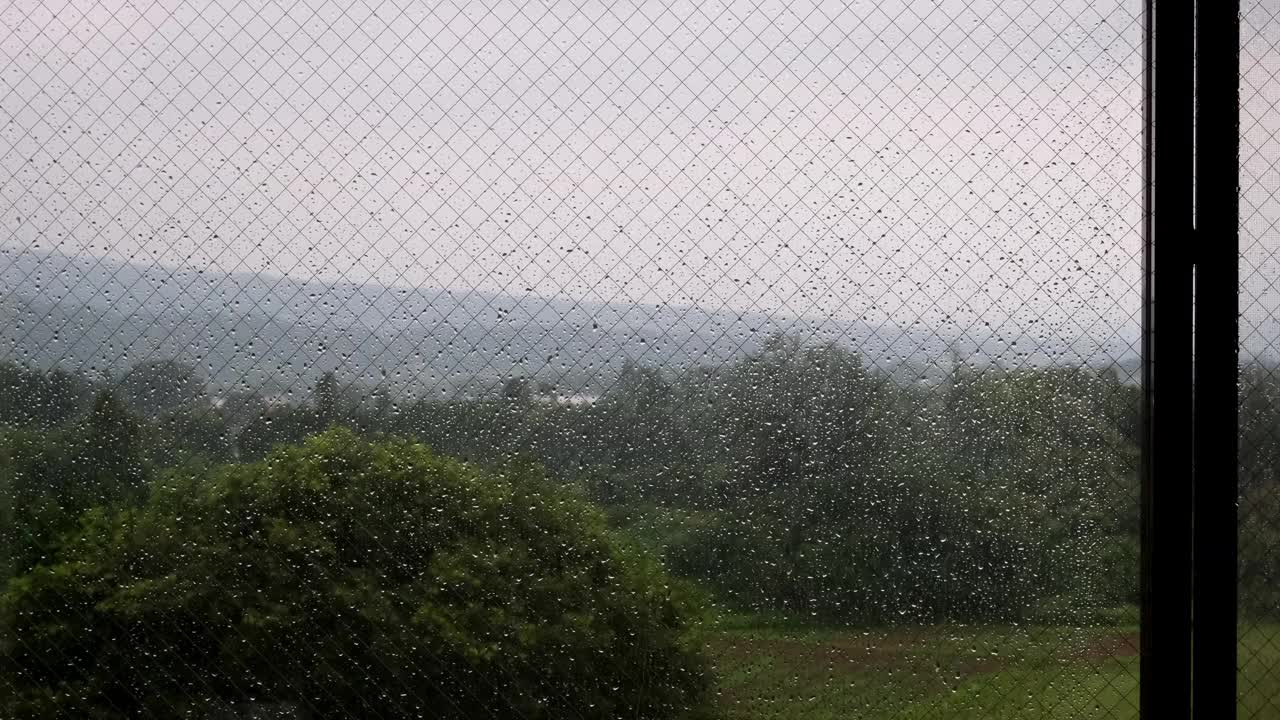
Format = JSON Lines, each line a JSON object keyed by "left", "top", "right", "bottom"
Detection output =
{"left": 1, "top": 246, "right": 1140, "bottom": 397}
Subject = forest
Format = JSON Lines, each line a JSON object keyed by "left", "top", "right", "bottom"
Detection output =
{"left": 0, "top": 338, "right": 1276, "bottom": 718}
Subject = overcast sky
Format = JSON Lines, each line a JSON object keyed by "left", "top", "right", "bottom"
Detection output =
{"left": 1241, "top": 0, "right": 1280, "bottom": 355}
{"left": 1, "top": 0, "right": 1157, "bottom": 363}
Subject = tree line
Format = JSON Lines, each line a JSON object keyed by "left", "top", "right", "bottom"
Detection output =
{"left": 1, "top": 340, "right": 1276, "bottom": 628}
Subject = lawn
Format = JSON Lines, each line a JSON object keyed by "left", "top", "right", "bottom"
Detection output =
{"left": 705, "top": 618, "right": 1280, "bottom": 719}
{"left": 703, "top": 614, "right": 1140, "bottom": 720}
{"left": 1240, "top": 623, "right": 1280, "bottom": 719}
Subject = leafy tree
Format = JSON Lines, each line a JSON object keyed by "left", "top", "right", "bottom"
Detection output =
{"left": 661, "top": 349, "right": 1140, "bottom": 622}
{"left": 1241, "top": 364, "right": 1280, "bottom": 493}
{"left": 82, "top": 390, "right": 144, "bottom": 484}
{"left": 502, "top": 375, "right": 533, "bottom": 401}
{"left": 669, "top": 467, "right": 1053, "bottom": 623}
{"left": 117, "top": 360, "right": 206, "bottom": 416}
{"left": 140, "top": 404, "right": 233, "bottom": 466}
{"left": 0, "top": 391, "right": 147, "bottom": 581}
{"left": 1240, "top": 479, "right": 1280, "bottom": 618}
{"left": 314, "top": 370, "right": 341, "bottom": 427}
{"left": 0, "top": 344, "right": 1155, "bottom": 627}
{"left": 592, "top": 362, "right": 679, "bottom": 469}
{"left": 0, "top": 362, "right": 93, "bottom": 428}
{"left": 1239, "top": 364, "right": 1280, "bottom": 618}
{"left": 0, "top": 429, "right": 712, "bottom": 719}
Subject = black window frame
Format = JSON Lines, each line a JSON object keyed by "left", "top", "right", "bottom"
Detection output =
{"left": 1142, "top": 0, "right": 1240, "bottom": 717}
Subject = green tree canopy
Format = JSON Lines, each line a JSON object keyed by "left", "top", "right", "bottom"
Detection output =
{"left": 0, "top": 428, "right": 710, "bottom": 719}
{"left": 117, "top": 360, "right": 207, "bottom": 416}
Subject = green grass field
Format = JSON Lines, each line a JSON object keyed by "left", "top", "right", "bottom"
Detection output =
{"left": 701, "top": 617, "right": 1280, "bottom": 719}
{"left": 1240, "top": 624, "right": 1280, "bottom": 719}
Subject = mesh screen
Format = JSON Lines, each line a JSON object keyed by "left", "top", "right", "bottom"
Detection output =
{"left": 1, "top": 0, "right": 1144, "bottom": 717}
{"left": 1241, "top": 0, "right": 1280, "bottom": 715}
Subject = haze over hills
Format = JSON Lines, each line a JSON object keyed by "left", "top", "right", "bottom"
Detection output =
{"left": 2, "top": 246, "right": 1140, "bottom": 398}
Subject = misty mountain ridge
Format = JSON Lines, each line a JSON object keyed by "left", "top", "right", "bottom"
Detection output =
{"left": 2, "top": 246, "right": 1139, "bottom": 397}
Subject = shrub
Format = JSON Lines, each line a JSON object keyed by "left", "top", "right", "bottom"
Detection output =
{"left": 0, "top": 428, "right": 711, "bottom": 719}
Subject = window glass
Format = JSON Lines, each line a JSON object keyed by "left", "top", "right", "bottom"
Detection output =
{"left": 1, "top": 0, "right": 1143, "bottom": 717}
{"left": 1240, "top": 1, "right": 1280, "bottom": 715}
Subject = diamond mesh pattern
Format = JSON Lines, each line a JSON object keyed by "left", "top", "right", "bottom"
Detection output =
{"left": 1, "top": 0, "right": 1144, "bottom": 717}
{"left": 1241, "top": 0, "right": 1280, "bottom": 716}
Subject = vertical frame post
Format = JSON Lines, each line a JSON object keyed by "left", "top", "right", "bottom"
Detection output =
{"left": 1143, "top": 0, "right": 1196, "bottom": 718}
{"left": 1193, "top": 0, "right": 1240, "bottom": 716}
